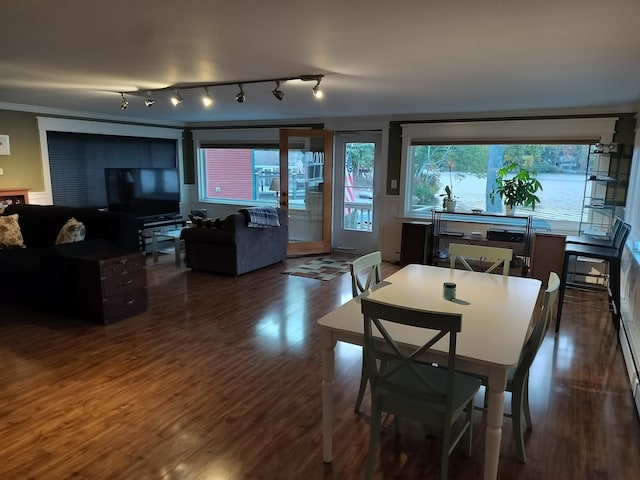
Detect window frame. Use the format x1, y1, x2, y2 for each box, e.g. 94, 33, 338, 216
193, 128, 282, 206
400, 118, 619, 230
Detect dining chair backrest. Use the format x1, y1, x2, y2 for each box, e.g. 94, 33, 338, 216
361, 297, 462, 413
612, 222, 632, 254
448, 243, 513, 276
349, 251, 382, 298
361, 298, 480, 479
608, 216, 623, 244
565, 216, 623, 247
512, 272, 560, 385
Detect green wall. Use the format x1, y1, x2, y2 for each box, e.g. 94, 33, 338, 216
0, 111, 44, 191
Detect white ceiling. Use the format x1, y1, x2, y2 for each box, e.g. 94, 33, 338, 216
2, 0, 639, 126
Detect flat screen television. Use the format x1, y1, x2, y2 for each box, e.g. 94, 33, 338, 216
105, 167, 180, 220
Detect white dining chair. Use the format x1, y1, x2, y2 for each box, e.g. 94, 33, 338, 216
477, 271, 560, 462
349, 251, 383, 413
448, 243, 513, 276
349, 251, 382, 298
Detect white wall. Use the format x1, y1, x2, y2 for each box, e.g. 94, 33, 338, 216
619, 112, 640, 416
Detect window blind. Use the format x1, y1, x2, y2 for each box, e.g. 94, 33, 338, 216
47, 131, 177, 208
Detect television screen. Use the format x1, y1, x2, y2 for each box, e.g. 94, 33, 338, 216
105, 168, 180, 219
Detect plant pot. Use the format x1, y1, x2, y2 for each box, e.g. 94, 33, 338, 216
505, 205, 515, 216
445, 199, 457, 212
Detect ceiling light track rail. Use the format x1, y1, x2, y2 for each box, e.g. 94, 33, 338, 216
118, 74, 324, 110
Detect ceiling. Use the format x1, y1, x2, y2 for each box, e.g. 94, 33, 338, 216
2, 0, 639, 127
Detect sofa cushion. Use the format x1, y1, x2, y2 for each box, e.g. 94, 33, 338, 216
0, 214, 25, 248
55, 217, 86, 244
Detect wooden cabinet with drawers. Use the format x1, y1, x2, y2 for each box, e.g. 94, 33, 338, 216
71, 250, 148, 324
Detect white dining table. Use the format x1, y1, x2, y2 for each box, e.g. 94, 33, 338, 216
318, 264, 542, 480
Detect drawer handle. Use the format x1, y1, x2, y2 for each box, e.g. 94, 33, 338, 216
119, 279, 134, 286
124, 299, 136, 306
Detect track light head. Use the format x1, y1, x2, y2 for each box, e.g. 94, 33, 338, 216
235, 84, 245, 103
272, 80, 284, 101
312, 78, 323, 99
202, 87, 213, 107
144, 92, 155, 107
170, 90, 183, 106
120, 92, 128, 110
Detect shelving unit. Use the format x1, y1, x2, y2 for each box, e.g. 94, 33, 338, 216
579, 143, 631, 239
568, 143, 631, 290
431, 210, 533, 276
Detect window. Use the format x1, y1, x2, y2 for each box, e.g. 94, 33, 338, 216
197, 146, 317, 208
405, 143, 590, 223
198, 147, 279, 204
400, 118, 619, 231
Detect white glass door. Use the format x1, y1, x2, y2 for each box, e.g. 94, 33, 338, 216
332, 132, 381, 255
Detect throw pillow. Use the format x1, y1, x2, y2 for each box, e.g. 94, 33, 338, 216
0, 214, 25, 248
55, 217, 86, 245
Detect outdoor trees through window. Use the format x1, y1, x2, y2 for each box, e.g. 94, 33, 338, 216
343, 142, 375, 231
406, 143, 590, 222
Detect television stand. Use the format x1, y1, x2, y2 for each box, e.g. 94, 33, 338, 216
138, 216, 187, 252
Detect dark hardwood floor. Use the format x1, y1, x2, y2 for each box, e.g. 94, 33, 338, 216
1, 253, 639, 479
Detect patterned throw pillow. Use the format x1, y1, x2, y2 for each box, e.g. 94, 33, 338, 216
0, 214, 25, 248
55, 217, 86, 244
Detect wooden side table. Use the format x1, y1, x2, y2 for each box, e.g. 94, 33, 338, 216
71, 249, 148, 324
530, 233, 566, 283
0, 189, 29, 211
400, 221, 433, 265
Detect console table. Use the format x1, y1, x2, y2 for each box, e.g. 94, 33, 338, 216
148, 228, 184, 267
138, 216, 187, 251
432, 210, 533, 275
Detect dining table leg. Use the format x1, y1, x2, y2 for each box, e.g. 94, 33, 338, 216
484, 366, 508, 480
321, 330, 337, 463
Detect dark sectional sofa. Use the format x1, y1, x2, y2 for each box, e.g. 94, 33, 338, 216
0, 204, 139, 312
181, 208, 288, 276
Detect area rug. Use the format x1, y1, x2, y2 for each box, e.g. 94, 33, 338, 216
283, 257, 352, 281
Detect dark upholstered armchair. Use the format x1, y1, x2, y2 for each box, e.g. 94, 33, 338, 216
181, 208, 288, 276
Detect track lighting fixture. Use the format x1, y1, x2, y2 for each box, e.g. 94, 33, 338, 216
144, 92, 155, 107
272, 80, 284, 101
170, 90, 183, 106
202, 87, 213, 107
312, 78, 323, 99
235, 84, 246, 103
118, 74, 324, 110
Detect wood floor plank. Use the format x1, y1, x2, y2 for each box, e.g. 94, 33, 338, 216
1, 254, 639, 479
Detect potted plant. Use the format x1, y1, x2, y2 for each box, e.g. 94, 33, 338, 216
490, 161, 542, 215
439, 161, 457, 212
440, 185, 456, 212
